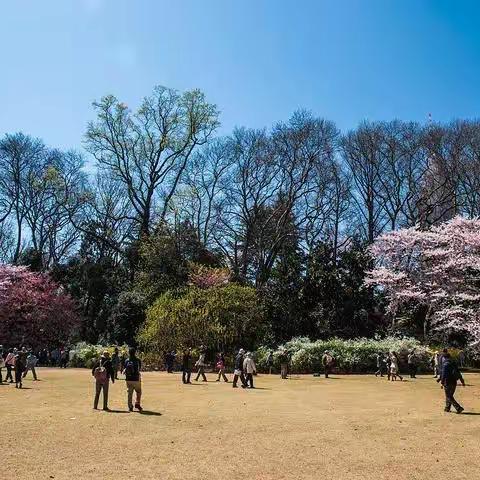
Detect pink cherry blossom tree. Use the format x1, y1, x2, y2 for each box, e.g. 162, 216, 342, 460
188, 264, 230, 289
366, 216, 480, 347
0, 264, 80, 349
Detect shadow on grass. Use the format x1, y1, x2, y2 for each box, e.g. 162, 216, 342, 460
103, 409, 130, 414
247, 387, 271, 390
460, 412, 480, 416
139, 410, 162, 416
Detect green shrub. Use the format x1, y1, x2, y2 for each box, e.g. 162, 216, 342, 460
256, 337, 431, 373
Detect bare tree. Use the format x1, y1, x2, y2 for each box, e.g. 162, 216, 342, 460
85, 86, 219, 236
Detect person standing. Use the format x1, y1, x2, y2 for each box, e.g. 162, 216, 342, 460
182, 348, 193, 384
407, 350, 417, 378
59, 348, 69, 368
267, 350, 274, 374
92, 351, 115, 411
165, 351, 175, 373
322, 351, 335, 378
5, 348, 15, 383
23, 351, 38, 380
279, 349, 289, 380
195, 346, 207, 382
232, 349, 247, 388
215, 352, 228, 382
111, 347, 120, 380
0, 345, 5, 383
123, 347, 143, 412
439, 353, 465, 414
243, 352, 257, 388
14, 348, 27, 388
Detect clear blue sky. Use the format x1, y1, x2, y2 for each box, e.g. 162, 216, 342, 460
1, 0, 480, 151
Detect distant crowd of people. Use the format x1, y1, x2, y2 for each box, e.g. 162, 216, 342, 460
1, 342, 469, 415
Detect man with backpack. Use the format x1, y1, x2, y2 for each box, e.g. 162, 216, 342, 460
92, 351, 115, 411
123, 347, 142, 412
438, 353, 465, 414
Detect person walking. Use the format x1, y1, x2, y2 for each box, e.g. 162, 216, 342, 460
165, 351, 175, 373
92, 351, 115, 411
243, 352, 257, 388
14, 348, 27, 388
322, 351, 335, 378
215, 352, 228, 382
111, 347, 120, 380
23, 351, 38, 380
407, 350, 417, 378
5, 348, 15, 383
438, 352, 465, 414
182, 348, 193, 384
375, 352, 387, 377
123, 347, 143, 412
195, 346, 207, 382
267, 350, 274, 374
232, 349, 247, 388
389, 352, 403, 381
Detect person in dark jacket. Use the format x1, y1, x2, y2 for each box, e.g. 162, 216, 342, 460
14, 348, 27, 388
123, 347, 142, 412
407, 350, 417, 378
92, 351, 115, 411
232, 348, 247, 388
111, 347, 120, 379
182, 348, 193, 384
439, 353, 465, 414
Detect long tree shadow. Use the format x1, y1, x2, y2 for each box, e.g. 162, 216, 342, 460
459, 412, 480, 416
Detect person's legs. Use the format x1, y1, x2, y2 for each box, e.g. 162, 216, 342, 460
0, 368, 2, 383
134, 382, 142, 410
94, 382, 102, 409
445, 383, 462, 412
222, 370, 228, 382
6, 365, 13, 382
324, 366, 330, 378
15, 368, 23, 387
32, 366, 37, 381
22, 366, 29, 378
240, 372, 247, 387
127, 381, 134, 410
182, 370, 187, 384
233, 374, 239, 387
186, 370, 191, 383
102, 382, 109, 410
198, 367, 207, 381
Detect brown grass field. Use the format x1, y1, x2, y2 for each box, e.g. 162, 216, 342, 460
1, 368, 480, 480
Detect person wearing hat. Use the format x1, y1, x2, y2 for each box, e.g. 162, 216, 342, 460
91, 351, 115, 411
233, 348, 247, 388
322, 350, 335, 378
243, 352, 257, 388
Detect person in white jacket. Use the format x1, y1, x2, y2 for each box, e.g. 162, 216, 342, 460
243, 352, 257, 388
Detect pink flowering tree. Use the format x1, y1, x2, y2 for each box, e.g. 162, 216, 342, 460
0, 264, 80, 349
188, 264, 230, 289
366, 216, 480, 347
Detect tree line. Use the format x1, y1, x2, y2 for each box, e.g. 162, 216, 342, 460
1, 85, 478, 347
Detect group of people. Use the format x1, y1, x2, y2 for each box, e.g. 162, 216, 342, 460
179, 347, 258, 388
374, 348, 466, 413
374, 351, 406, 381
0, 346, 39, 388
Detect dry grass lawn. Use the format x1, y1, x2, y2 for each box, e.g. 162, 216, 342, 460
1, 368, 480, 480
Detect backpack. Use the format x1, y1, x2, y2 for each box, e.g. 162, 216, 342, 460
94, 364, 108, 383
124, 359, 139, 380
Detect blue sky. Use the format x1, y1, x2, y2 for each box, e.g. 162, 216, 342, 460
1, 0, 480, 151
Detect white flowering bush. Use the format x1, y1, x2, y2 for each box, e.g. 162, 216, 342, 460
256, 336, 431, 373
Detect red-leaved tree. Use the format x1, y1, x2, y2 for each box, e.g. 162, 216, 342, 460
366, 216, 480, 347
0, 264, 80, 349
